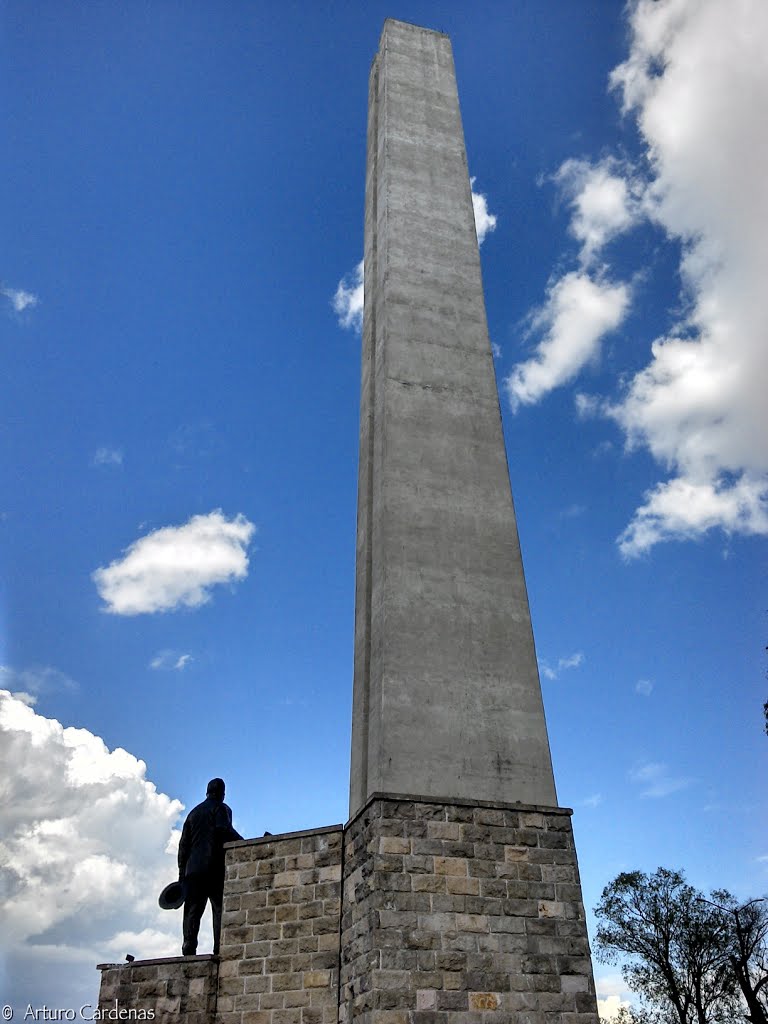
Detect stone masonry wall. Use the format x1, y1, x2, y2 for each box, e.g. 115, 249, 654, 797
340, 796, 599, 1024
97, 804, 599, 1024
216, 825, 343, 1024
97, 954, 218, 1024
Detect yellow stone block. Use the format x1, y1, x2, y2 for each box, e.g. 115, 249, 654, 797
469, 993, 500, 1011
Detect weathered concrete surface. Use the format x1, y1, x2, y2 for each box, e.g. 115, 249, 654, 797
350, 18, 557, 815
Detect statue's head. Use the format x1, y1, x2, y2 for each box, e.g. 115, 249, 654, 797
206, 778, 225, 800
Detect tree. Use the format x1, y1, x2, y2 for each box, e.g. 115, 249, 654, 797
594, 868, 738, 1024
702, 896, 768, 1024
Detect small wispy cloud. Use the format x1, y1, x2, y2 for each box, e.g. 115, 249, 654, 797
629, 759, 693, 798
93, 509, 256, 615
1, 284, 38, 313
333, 180, 497, 332
560, 503, 586, 519
635, 678, 654, 696
554, 157, 643, 266
470, 177, 497, 244
580, 793, 604, 808
505, 270, 630, 410
574, 393, 600, 419
539, 651, 584, 680
149, 651, 193, 672
491, 341, 502, 359
332, 259, 364, 332
0, 664, 77, 699
93, 447, 124, 468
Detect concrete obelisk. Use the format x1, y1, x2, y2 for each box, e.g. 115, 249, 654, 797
350, 19, 556, 814
341, 20, 599, 1024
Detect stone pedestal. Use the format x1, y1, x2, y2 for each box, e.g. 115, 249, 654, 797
340, 796, 598, 1024
216, 825, 343, 1024
97, 954, 218, 1023
97, 806, 598, 1024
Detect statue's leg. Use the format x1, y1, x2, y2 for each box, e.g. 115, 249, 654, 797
182, 874, 206, 955
210, 873, 224, 955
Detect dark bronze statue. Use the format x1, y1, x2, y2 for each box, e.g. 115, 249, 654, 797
177, 777, 242, 956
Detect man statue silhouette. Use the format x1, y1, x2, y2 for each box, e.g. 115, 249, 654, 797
178, 777, 242, 956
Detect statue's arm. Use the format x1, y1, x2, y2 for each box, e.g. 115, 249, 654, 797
215, 804, 243, 843
178, 820, 190, 879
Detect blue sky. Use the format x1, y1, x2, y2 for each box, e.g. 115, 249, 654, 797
1, 0, 766, 1015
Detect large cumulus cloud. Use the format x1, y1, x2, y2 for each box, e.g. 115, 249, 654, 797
0, 690, 190, 1013
508, 0, 768, 556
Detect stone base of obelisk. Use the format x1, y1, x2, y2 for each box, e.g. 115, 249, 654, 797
97, 798, 599, 1024
340, 795, 599, 1024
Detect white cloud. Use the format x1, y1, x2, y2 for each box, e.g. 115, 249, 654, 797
629, 759, 693, 798
2, 285, 38, 313
539, 650, 584, 681
511, 1, 768, 555
506, 271, 630, 409
149, 650, 193, 671
0, 690, 187, 1012
574, 393, 601, 419
596, 973, 635, 1020
333, 181, 497, 331
580, 793, 604, 808
92, 509, 255, 615
93, 447, 123, 467
0, 664, 77, 698
332, 259, 364, 332
635, 678, 654, 696
470, 178, 497, 244
561, 503, 587, 519
605, 0, 768, 555
555, 158, 642, 264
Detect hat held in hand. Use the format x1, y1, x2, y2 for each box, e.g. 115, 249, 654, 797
158, 880, 184, 910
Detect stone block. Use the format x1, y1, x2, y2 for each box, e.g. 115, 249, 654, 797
244, 975, 270, 994
469, 992, 500, 1011
446, 876, 480, 895
304, 969, 332, 988
434, 856, 468, 875
273, 1009, 303, 1024
274, 870, 302, 888
416, 989, 436, 1010
562, 975, 590, 993
272, 971, 304, 991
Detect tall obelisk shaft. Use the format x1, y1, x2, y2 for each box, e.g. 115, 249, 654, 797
350, 20, 557, 815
